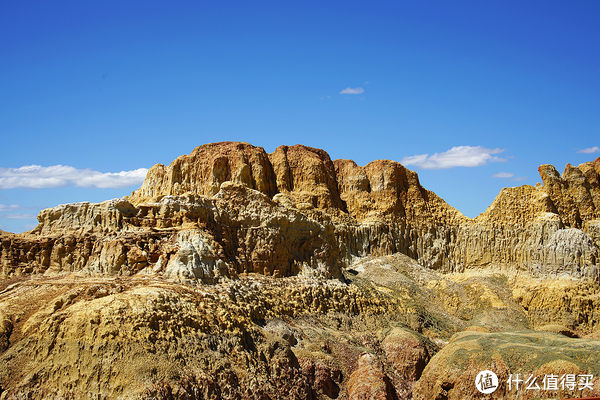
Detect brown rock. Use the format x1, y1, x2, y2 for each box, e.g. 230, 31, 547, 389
347, 353, 395, 400
270, 144, 344, 210
335, 159, 465, 224
538, 161, 599, 227
131, 141, 278, 202
414, 330, 600, 400
0, 313, 11, 352
302, 361, 341, 399
381, 327, 433, 381
314, 364, 341, 399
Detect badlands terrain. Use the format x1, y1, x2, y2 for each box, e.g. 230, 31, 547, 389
1, 141, 600, 399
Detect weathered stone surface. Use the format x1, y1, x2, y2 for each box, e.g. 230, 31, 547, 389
131, 141, 278, 202
270, 145, 344, 210
0, 312, 11, 353
381, 327, 433, 381
335, 158, 465, 224
1, 143, 600, 399
33, 198, 138, 235
346, 353, 394, 400
0, 265, 445, 399
413, 330, 600, 400
4, 143, 599, 282
539, 160, 600, 227
0, 248, 599, 398
2, 183, 343, 281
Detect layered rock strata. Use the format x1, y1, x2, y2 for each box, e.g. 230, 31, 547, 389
2, 186, 342, 281
1, 142, 600, 281
2, 141, 598, 282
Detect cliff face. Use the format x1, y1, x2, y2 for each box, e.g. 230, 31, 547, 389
131, 142, 278, 201
2, 187, 342, 281
461, 159, 600, 277
270, 145, 344, 210
2, 142, 599, 282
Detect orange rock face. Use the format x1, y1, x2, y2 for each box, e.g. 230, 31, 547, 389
335, 158, 465, 224
270, 144, 344, 210
346, 353, 395, 400
538, 160, 600, 227
131, 142, 278, 202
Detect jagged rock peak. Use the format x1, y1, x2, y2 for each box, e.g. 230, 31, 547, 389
269, 144, 344, 210
131, 142, 278, 202
334, 158, 466, 223
478, 157, 600, 227
130, 141, 464, 223
132, 142, 349, 211
538, 158, 600, 226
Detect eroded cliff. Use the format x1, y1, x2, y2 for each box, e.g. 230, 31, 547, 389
3, 142, 599, 282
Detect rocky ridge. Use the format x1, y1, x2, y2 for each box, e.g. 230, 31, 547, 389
3, 141, 599, 282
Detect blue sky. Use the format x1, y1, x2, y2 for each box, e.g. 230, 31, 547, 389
1, 1, 599, 232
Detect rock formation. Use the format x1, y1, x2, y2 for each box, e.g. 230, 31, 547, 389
414, 330, 600, 400
1, 141, 600, 399
3, 142, 599, 282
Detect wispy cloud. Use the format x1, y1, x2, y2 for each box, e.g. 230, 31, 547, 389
577, 146, 600, 154
3, 213, 35, 220
339, 87, 365, 95
0, 204, 34, 222
0, 165, 148, 189
492, 172, 514, 178
401, 146, 505, 169
0, 204, 20, 212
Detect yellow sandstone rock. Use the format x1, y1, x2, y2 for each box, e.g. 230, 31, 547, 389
1, 142, 599, 399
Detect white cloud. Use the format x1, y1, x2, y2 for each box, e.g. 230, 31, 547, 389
339, 87, 365, 95
401, 146, 506, 169
4, 213, 35, 220
0, 204, 19, 212
492, 172, 514, 178
0, 165, 148, 189
577, 146, 600, 154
